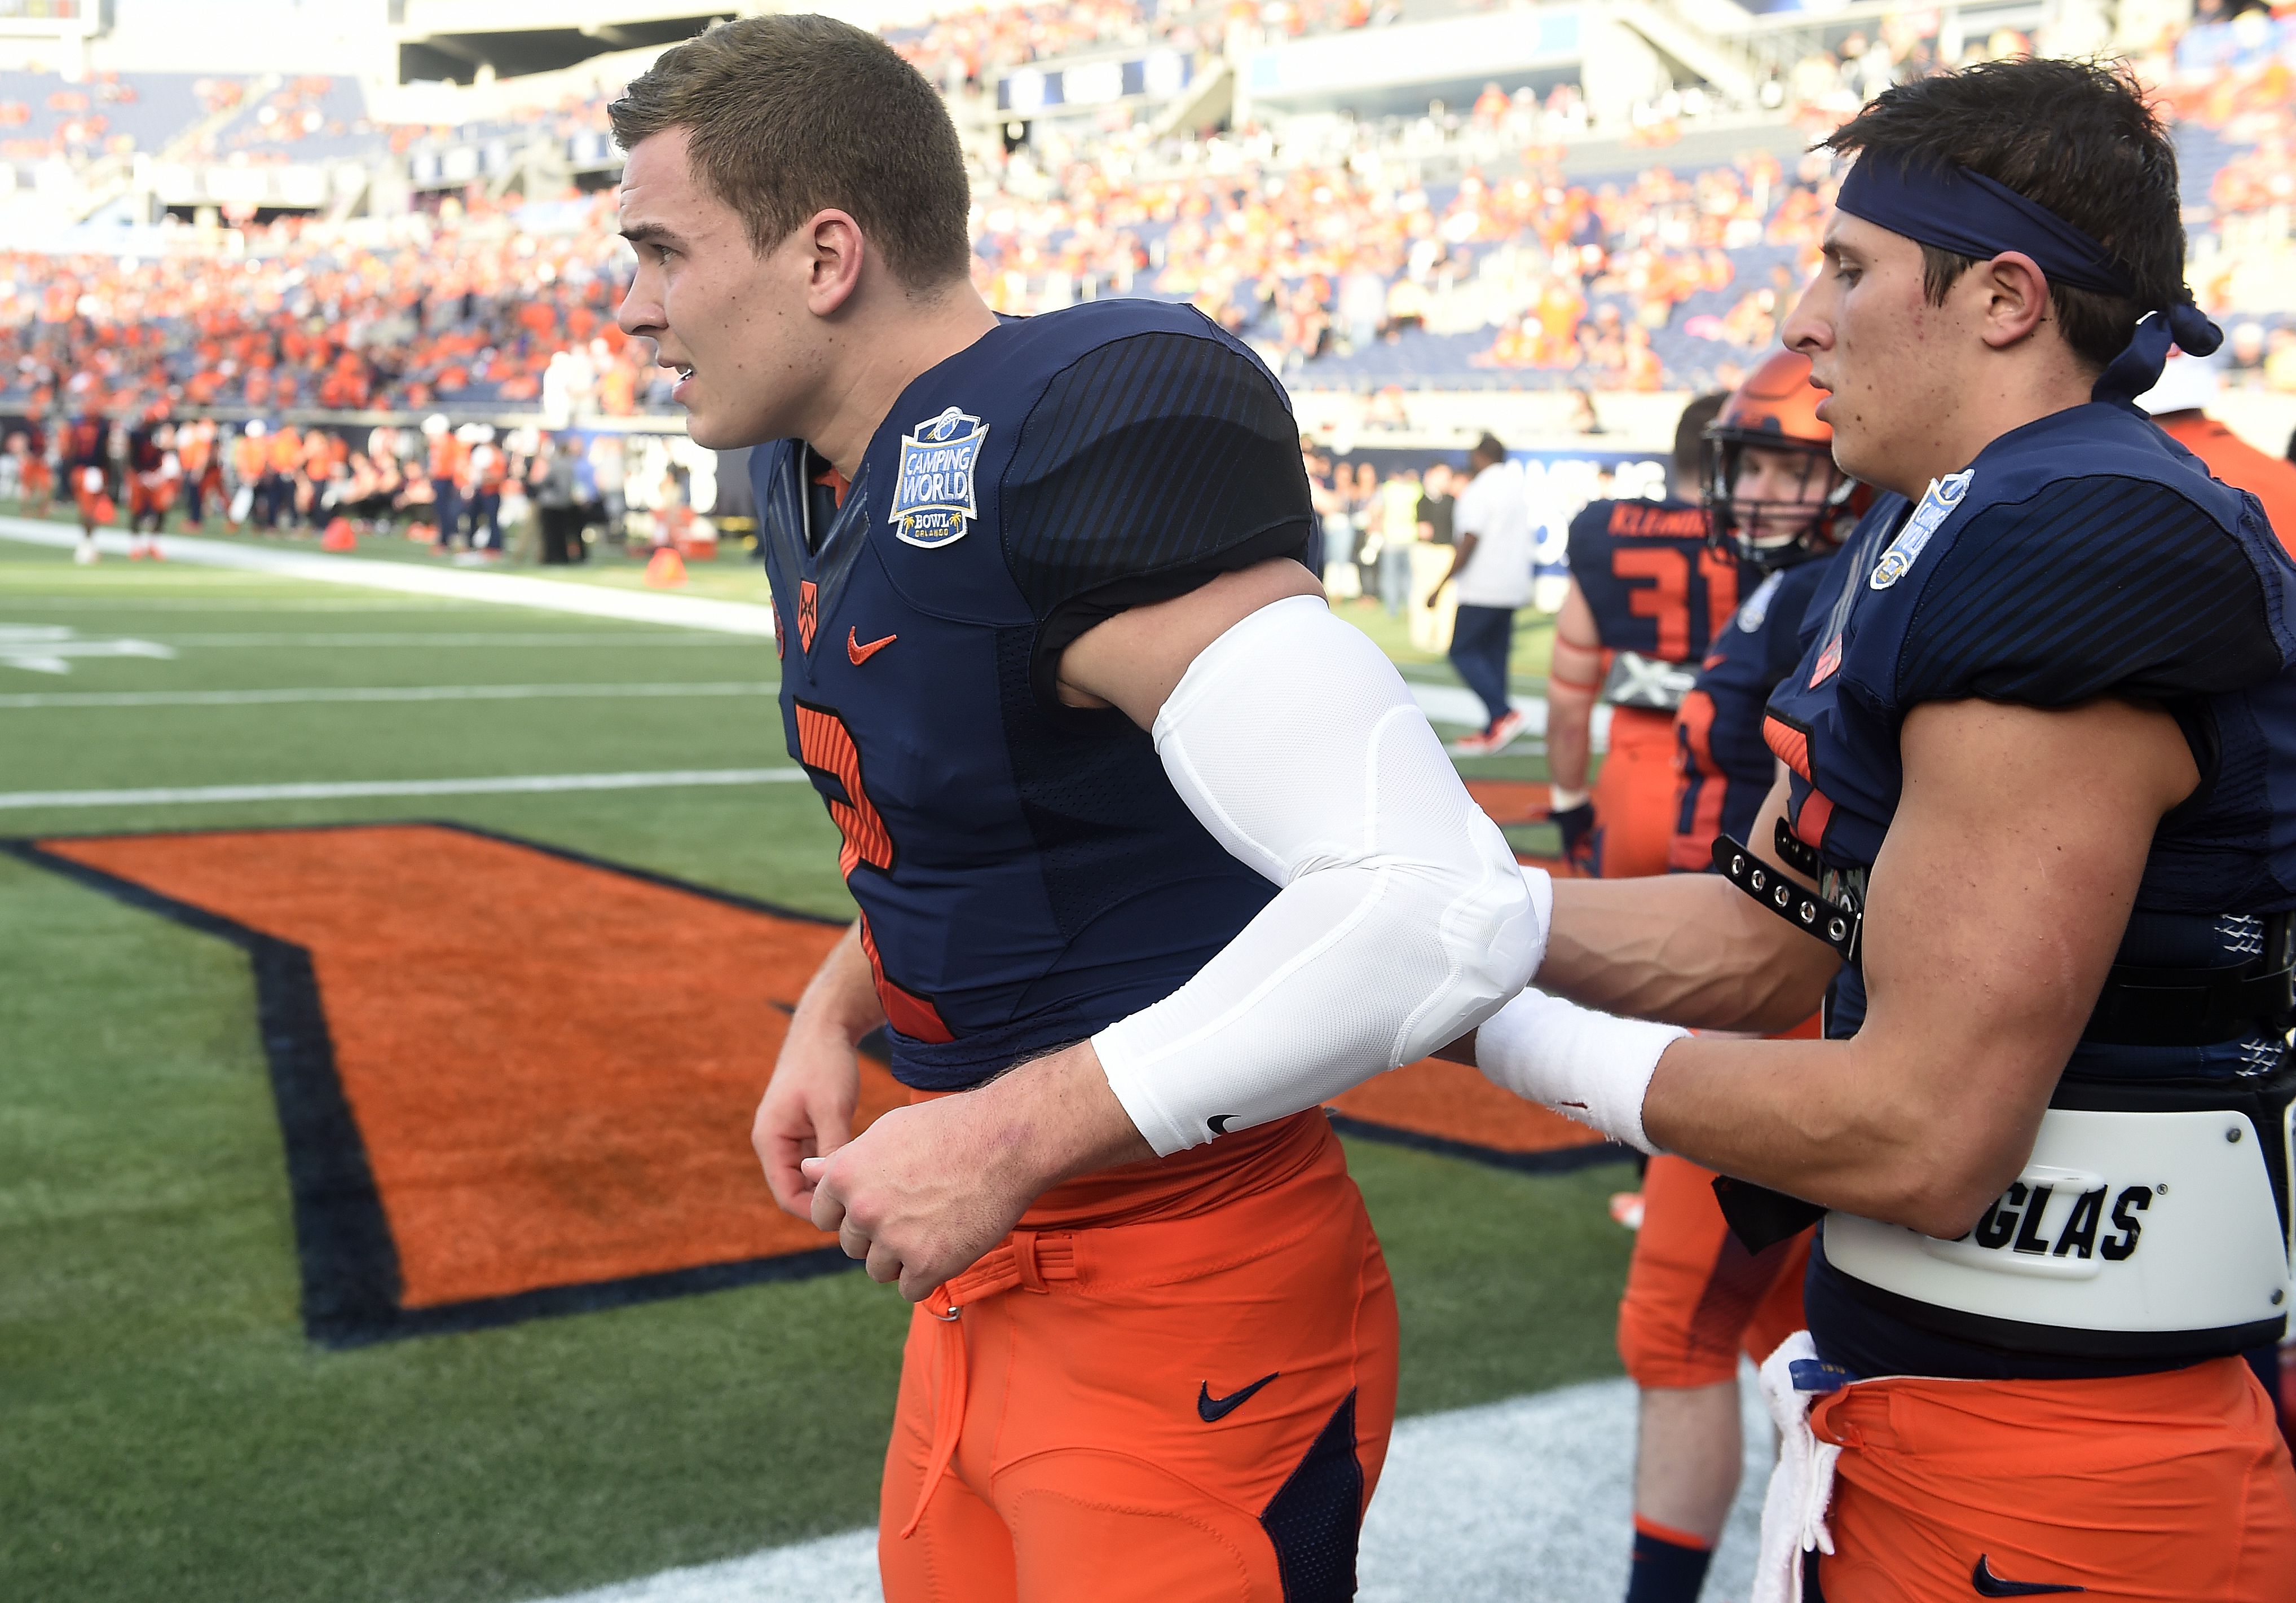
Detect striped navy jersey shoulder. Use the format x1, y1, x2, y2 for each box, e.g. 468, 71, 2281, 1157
1766, 401, 2296, 894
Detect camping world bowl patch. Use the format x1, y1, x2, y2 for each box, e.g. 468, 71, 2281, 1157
891, 405, 988, 549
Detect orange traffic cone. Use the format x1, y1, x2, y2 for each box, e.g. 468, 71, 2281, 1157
320, 517, 357, 552
644, 545, 688, 587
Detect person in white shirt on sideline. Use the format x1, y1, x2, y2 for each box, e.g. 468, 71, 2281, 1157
1427, 432, 1533, 753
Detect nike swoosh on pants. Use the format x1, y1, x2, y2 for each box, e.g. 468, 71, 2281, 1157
1972, 1555, 2086, 1596
1197, 1372, 1279, 1423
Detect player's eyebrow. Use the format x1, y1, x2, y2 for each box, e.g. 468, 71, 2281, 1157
620, 222, 688, 251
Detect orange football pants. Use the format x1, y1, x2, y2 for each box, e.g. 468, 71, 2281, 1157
1619, 1153, 1810, 1388
1808, 1356, 2296, 1600
129, 475, 175, 520
878, 1109, 1399, 1603
70, 466, 108, 524
1619, 1015, 1822, 1388
1590, 707, 1681, 880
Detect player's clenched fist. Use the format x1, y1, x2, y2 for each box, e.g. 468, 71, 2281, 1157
753, 921, 881, 1218
802, 1040, 1153, 1301
752, 1022, 860, 1217
803, 1097, 1030, 1299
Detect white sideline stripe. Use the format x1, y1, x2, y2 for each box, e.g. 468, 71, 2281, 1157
0, 516, 1605, 749
140, 632, 750, 647
0, 682, 779, 709
0, 768, 808, 810
0, 518, 781, 637
515, 1376, 1771, 1603
0, 599, 507, 612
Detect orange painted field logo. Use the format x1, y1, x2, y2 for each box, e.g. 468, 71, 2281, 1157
10, 824, 1611, 1346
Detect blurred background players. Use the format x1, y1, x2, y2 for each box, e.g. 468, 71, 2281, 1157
1426, 433, 1533, 753
175, 417, 220, 531
1615, 350, 1856, 1603
122, 405, 178, 560
424, 414, 468, 553
60, 407, 112, 565
1546, 395, 1739, 873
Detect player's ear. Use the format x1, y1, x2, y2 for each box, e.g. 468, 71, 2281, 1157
1976, 251, 2051, 351
803, 209, 867, 318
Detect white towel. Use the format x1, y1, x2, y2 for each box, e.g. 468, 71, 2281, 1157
1753, 1330, 1843, 1603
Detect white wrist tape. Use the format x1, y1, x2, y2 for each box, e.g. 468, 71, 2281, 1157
1473, 987, 1687, 1155
1095, 594, 1545, 1156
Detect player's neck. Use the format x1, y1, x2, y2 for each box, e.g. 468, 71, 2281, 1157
804, 281, 999, 482
1885, 355, 2097, 499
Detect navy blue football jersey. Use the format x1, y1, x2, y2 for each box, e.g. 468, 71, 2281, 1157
754, 299, 1314, 1091
1760, 401, 2296, 1379
1667, 553, 1840, 872
1565, 497, 1751, 664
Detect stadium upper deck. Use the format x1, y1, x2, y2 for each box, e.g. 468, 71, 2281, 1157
0, 3, 2286, 422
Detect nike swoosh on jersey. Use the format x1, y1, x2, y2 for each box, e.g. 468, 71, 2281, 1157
847, 629, 897, 665
1972, 1556, 2086, 1596
1197, 1373, 1280, 1423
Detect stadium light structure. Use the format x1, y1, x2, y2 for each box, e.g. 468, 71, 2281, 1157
390, 0, 739, 86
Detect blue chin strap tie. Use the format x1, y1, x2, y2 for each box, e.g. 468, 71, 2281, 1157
1831, 156, 2221, 406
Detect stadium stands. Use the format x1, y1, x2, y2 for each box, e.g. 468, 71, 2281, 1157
0, 6, 2285, 426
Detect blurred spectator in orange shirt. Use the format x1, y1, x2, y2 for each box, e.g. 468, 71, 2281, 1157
2140, 354, 2296, 554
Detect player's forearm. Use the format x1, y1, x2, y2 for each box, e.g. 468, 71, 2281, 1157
1640, 1031, 2034, 1238
981, 1039, 1154, 1188
1539, 874, 1835, 1032
1543, 685, 1596, 794
790, 922, 888, 1046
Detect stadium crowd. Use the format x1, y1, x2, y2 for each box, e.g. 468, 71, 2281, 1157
0, 7, 2286, 439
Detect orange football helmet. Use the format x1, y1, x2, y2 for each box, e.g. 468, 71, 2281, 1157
1702, 348, 1862, 570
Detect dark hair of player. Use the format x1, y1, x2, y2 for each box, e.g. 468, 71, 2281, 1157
1672, 391, 1728, 487
609, 14, 973, 290
1818, 57, 2184, 374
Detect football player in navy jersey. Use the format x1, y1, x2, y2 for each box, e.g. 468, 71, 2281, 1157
1613, 350, 1856, 1603
1452, 59, 2296, 1598
1547, 394, 1739, 875
607, 18, 1550, 1600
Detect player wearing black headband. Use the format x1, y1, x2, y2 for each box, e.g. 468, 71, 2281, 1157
1447, 57, 2296, 1598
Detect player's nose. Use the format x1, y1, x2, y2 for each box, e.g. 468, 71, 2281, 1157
614, 279, 663, 341
1780, 288, 1830, 363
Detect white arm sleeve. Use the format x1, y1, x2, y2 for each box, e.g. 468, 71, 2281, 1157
1093, 594, 1548, 1156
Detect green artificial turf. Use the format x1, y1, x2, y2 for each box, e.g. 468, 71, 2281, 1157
0, 535, 1629, 1603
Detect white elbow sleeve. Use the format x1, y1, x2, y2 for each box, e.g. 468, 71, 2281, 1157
1094, 594, 1548, 1156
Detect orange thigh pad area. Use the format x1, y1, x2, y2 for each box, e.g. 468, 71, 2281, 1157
21, 824, 907, 1344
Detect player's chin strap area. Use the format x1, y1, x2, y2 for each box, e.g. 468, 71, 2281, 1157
1094, 595, 1547, 1157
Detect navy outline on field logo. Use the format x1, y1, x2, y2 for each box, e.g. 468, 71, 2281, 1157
890, 406, 988, 549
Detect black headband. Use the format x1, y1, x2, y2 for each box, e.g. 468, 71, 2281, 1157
1832, 156, 2219, 404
